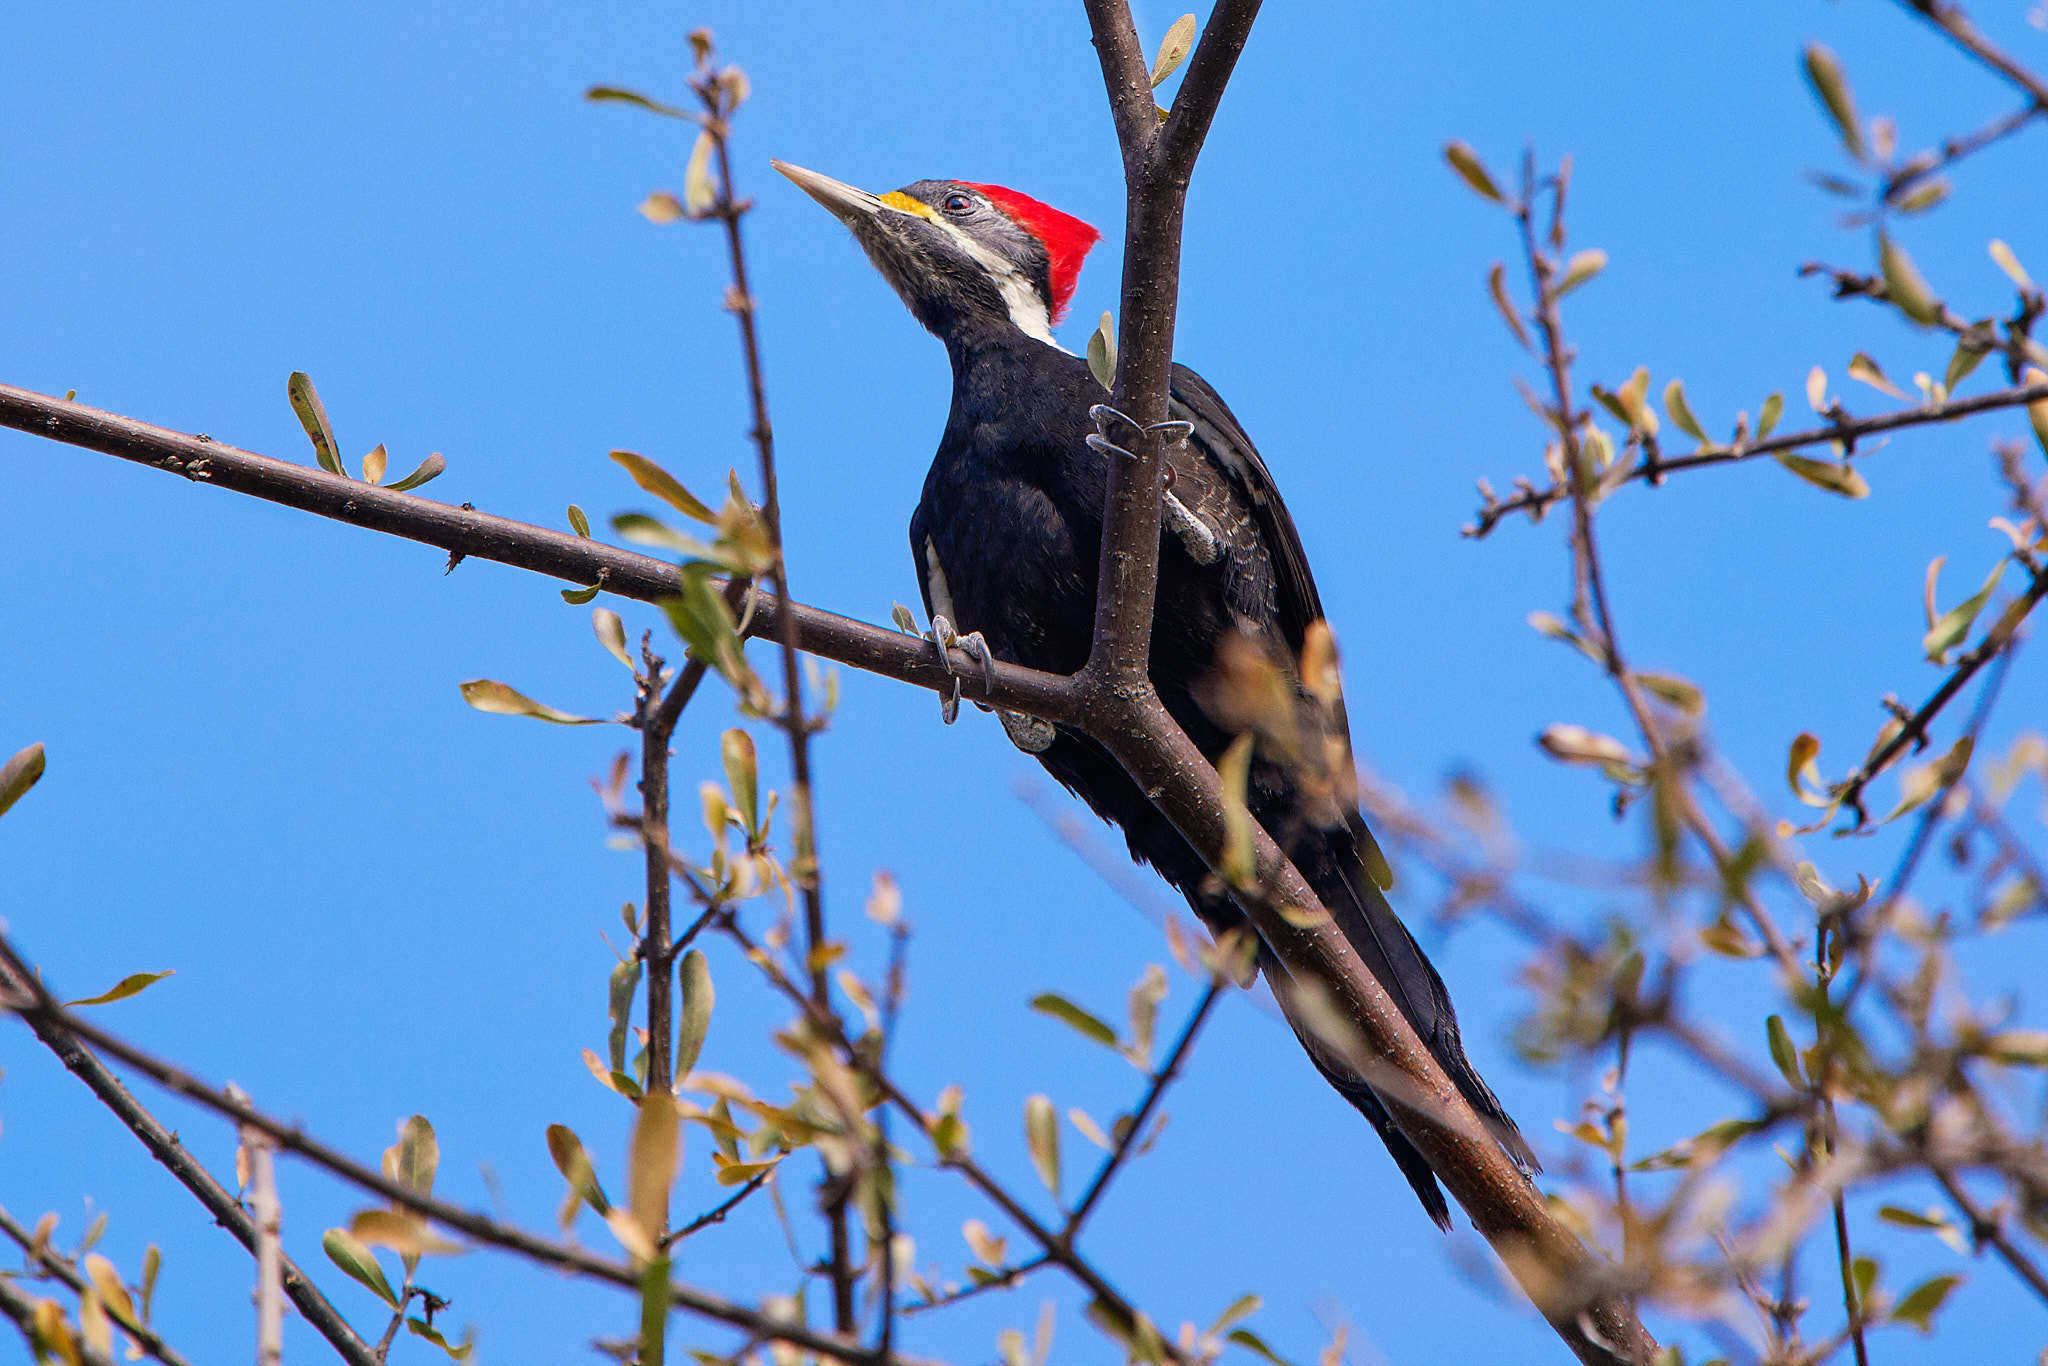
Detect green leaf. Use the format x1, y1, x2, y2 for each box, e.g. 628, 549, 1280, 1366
1555, 249, 1607, 298
1207, 1294, 1262, 1337
1884, 735, 1974, 822
1149, 14, 1197, 88
1766, 1015, 1803, 1088
1877, 1204, 1950, 1230
611, 513, 729, 566
1086, 311, 1117, 393
1879, 233, 1941, 326
1757, 392, 1784, 438
1226, 1328, 1299, 1366
1443, 141, 1503, 203
1923, 561, 2005, 663
1890, 1273, 1962, 1332
608, 958, 642, 1076
1802, 45, 1866, 161
65, 970, 174, 1008
1944, 342, 1990, 393
1029, 994, 1118, 1048
584, 85, 692, 119
384, 452, 445, 492
1774, 453, 1869, 498
1126, 963, 1167, 1068
1024, 1094, 1059, 1197
594, 609, 633, 670
458, 679, 603, 725
561, 584, 602, 605
721, 729, 758, 836
546, 1123, 612, 1221
568, 504, 592, 538
664, 564, 754, 698
1662, 379, 1707, 442
406, 1316, 474, 1360
676, 948, 714, 1076
287, 372, 345, 476
610, 451, 716, 523
321, 1228, 399, 1309
0, 742, 47, 819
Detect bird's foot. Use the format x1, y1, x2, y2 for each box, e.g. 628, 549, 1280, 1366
1163, 489, 1224, 565
997, 710, 1056, 753
1086, 406, 1216, 563
928, 614, 993, 725
1084, 404, 1193, 460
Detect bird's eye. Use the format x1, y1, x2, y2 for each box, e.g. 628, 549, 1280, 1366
942, 192, 974, 214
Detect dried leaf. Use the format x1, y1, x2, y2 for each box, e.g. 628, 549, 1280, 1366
639, 192, 687, 224
1217, 732, 1256, 889
594, 609, 633, 670
721, 729, 758, 835
361, 443, 388, 485
624, 1095, 682, 1260
64, 969, 174, 1008
685, 130, 719, 216
1486, 264, 1531, 351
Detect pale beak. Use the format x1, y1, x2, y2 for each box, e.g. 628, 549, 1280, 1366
770, 160, 892, 224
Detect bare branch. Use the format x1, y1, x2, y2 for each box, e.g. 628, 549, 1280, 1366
1895, 0, 2048, 107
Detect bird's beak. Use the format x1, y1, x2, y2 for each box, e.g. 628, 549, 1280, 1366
771, 160, 894, 225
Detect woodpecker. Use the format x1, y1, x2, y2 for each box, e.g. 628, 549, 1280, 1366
775, 160, 1534, 1227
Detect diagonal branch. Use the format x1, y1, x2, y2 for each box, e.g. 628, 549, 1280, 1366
1467, 378, 2048, 536
0, 383, 1078, 723
0, 933, 926, 1366
1896, 0, 2048, 107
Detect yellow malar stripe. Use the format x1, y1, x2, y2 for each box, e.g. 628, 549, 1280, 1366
879, 190, 938, 221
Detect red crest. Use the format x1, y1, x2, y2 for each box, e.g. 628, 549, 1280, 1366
964, 183, 1102, 324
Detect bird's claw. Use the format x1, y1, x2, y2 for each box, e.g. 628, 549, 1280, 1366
998, 710, 1056, 753
928, 613, 994, 726
1086, 406, 1194, 461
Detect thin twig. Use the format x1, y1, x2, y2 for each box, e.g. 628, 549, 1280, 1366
1466, 378, 2048, 536
0, 1207, 195, 1366
1896, 0, 2048, 106
0, 382, 1081, 724
713, 914, 1186, 1363
0, 934, 921, 1366
1930, 1165, 2048, 1303
0, 958, 379, 1365
1065, 981, 1222, 1234
0, 1272, 118, 1366
1883, 98, 2046, 204
900, 1254, 1053, 1316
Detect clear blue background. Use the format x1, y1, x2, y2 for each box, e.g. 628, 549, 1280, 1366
3, 3, 2045, 1363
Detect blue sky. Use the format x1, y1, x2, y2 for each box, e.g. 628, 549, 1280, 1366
3, 2, 2046, 1363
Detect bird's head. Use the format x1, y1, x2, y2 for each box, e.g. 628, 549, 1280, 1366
773, 160, 1100, 350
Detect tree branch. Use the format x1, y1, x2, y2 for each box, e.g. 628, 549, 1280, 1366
0, 1206, 195, 1366
1466, 378, 2048, 536
1896, 0, 2048, 107
0, 934, 924, 1366
0, 382, 1078, 723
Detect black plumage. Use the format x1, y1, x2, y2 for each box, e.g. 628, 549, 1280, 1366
775, 162, 1534, 1227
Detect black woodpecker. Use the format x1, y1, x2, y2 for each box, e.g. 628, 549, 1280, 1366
774, 160, 1534, 1228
